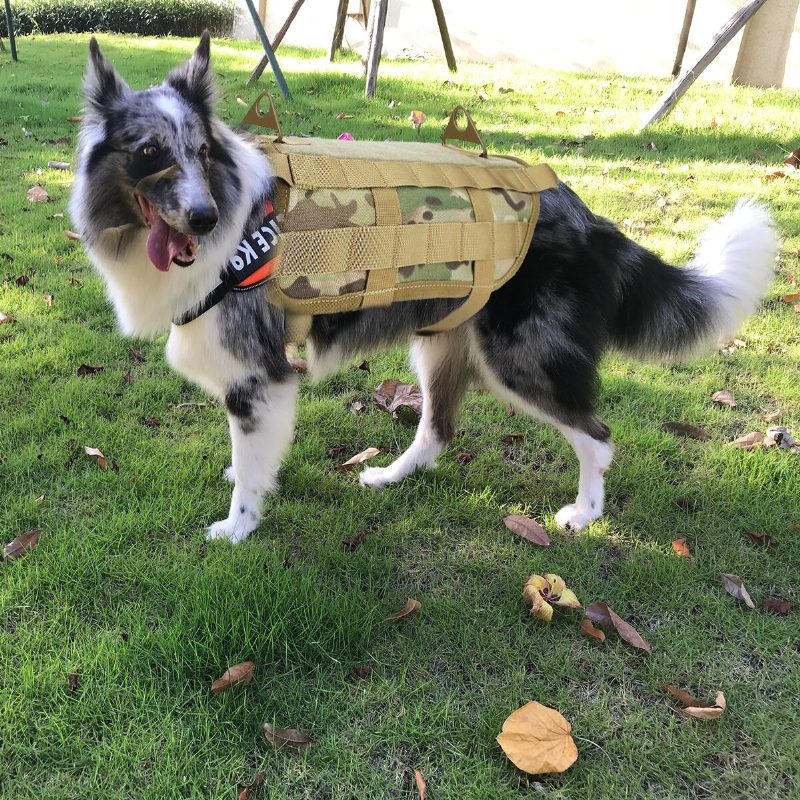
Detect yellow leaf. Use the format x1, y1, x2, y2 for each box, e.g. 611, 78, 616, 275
544, 574, 565, 596
496, 701, 578, 774
554, 588, 582, 609
532, 599, 553, 622
211, 661, 255, 694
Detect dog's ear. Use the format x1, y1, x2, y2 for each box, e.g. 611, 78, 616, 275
84, 37, 129, 113
166, 31, 216, 115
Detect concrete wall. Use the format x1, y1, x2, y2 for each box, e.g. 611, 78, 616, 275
233, 0, 800, 87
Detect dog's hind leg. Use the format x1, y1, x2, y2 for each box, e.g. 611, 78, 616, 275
360, 331, 473, 489
468, 328, 613, 532
206, 376, 299, 543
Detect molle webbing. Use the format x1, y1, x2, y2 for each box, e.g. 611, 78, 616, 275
246, 102, 557, 343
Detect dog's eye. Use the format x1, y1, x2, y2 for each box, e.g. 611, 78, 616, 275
199, 143, 209, 158
141, 144, 159, 158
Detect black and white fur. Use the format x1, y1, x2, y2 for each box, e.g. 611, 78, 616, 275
70, 35, 778, 543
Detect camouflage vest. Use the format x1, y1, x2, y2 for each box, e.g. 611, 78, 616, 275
242, 96, 558, 343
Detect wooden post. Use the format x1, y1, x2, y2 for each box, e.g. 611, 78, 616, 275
431, 0, 457, 73
364, 0, 388, 98
638, 0, 771, 131
247, 0, 306, 85
329, 0, 348, 61
671, 0, 697, 77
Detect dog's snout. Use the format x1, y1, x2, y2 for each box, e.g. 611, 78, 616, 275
188, 206, 218, 234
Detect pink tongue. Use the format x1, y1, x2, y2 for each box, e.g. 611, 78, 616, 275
146, 215, 191, 272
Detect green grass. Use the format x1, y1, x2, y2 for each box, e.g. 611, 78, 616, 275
2, 34, 800, 800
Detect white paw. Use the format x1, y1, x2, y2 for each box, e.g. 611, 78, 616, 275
223, 465, 235, 484
555, 504, 598, 532
205, 515, 257, 544
359, 465, 399, 490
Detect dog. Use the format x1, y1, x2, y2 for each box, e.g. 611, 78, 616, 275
69, 33, 778, 543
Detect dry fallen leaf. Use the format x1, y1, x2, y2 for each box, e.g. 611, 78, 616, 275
742, 530, 778, 549
67, 673, 79, 695
710, 117, 719, 129
496, 701, 578, 774
662, 685, 727, 720
413, 769, 427, 800
409, 110, 427, 131
352, 664, 373, 679
129, 345, 146, 363
63, 230, 81, 241
684, 692, 727, 721
456, 451, 474, 464
764, 410, 781, 423
760, 170, 787, 183
337, 447, 380, 472
731, 431, 764, 449
43, 294, 54, 307
661, 422, 710, 441
47, 160, 71, 170
579, 617, 606, 642
384, 598, 421, 623
711, 390, 737, 408
3, 528, 41, 560
84, 446, 113, 471
336, 112, 354, 120
762, 598, 791, 615
503, 515, 550, 546
263, 722, 311, 751
671, 538, 691, 558
782, 292, 800, 303
784, 147, 800, 169
289, 357, 308, 374
502, 433, 525, 444
720, 573, 755, 608
76, 363, 104, 376
373, 379, 422, 419
27, 185, 49, 203
238, 773, 265, 800
211, 661, 255, 694
584, 601, 651, 652
341, 530, 368, 552
0, 311, 16, 324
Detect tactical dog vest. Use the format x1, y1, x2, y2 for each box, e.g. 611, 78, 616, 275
242, 95, 558, 343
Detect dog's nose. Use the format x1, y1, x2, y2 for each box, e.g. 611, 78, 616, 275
188, 206, 218, 234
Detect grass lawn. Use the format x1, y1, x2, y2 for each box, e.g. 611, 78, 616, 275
2, 34, 800, 800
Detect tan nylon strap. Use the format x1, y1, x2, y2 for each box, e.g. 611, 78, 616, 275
360, 188, 402, 308
270, 151, 557, 193
417, 188, 495, 334
278, 221, 527, 276
284, 312, 313, 344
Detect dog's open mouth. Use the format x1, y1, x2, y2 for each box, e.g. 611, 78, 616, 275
135, 195, 197, 271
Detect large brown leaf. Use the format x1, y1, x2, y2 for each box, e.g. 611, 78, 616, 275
671, 538, 691, 559
742, 530, 778, 549
584, 602, 651, 652
762, 598, 791, 615
720, 573, 755, 608
496, 701, 578, 774
211, 661, 255, 694
373, 379, 422, 419
711, 390, 737, 408
263, 722, 311, 750
27, 185, 49, 203
3, 528, 41, 560
503, 515, 550, 546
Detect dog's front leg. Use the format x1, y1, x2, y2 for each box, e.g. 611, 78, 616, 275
206, 375, 299, 544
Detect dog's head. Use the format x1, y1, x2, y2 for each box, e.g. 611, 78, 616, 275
77, 33, 227, 271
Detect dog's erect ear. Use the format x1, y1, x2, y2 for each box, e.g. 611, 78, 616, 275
166, 31, 216, 115
84, 37, 130, 113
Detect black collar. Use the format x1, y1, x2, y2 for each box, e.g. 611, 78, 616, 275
173, 200, 279, 326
